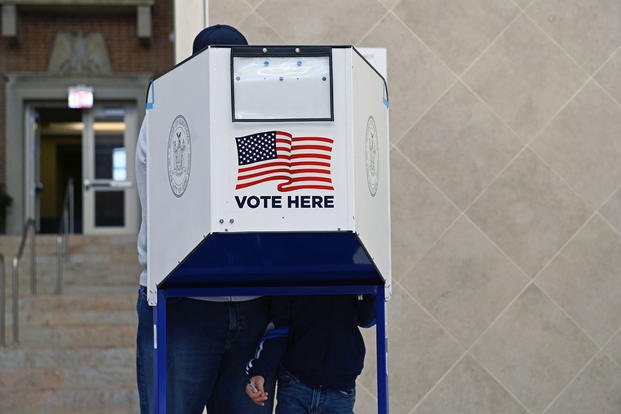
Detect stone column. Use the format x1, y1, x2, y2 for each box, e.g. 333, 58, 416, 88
174, 0, 208, 64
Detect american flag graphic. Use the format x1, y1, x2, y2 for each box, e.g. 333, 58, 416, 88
235, 131, 334, 192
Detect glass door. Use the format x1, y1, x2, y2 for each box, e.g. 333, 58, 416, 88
82, 105, 138, 234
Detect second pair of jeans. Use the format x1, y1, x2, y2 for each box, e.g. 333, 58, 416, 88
275, 370, 355, 414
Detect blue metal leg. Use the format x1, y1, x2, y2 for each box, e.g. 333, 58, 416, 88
376, 285, 389, 414
154, 290, 167, 414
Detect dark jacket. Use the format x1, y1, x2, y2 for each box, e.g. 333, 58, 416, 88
246, 294, 376, 391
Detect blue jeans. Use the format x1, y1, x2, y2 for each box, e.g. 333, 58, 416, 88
275, 370, 355, 414
136, 286, 275, 414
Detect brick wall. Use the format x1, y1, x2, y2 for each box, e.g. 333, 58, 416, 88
0, 0, 175, 183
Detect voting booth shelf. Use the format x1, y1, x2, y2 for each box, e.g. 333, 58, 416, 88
146, 45, 391, 413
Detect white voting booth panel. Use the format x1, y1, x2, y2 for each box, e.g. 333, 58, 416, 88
147, 46, 390, 305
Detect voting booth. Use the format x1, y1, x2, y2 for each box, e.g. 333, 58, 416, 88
146, 45, 391, 413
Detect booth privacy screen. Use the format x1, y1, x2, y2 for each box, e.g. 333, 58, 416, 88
232, 54, 332, 121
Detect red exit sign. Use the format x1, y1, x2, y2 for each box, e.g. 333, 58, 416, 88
68, 86, 94, 109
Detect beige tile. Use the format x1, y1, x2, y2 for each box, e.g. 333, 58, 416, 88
394, 0, 518, 74
546, 353, 621, 414
527, 0, 621, 74
359, 13, 456, 143
537, 216, 621, 346
531, 82, 621, 208
472, 285, 597, 413
463, 15, 586, 139
353, 384, 377, 414
360, 284, 463, 413
245, 0, 263, 8
604, 330, 621, 367
414, 355, 527, 414
596, 48, 621, 104
399, 82, 522, 210
513, 0, 535, 9
404, 217, 528, 347
358, 326, 378, 399
377, 0, 399, 11
238, 13, 285, 44
600, 188, 621, 235
468, 149, 591, 277
390, 150, 460, 279
209, 0, 254, 26
257, 0, 386, 44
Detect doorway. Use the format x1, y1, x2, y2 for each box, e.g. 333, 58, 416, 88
37, 107, 83, 233
30, 103, 138, 235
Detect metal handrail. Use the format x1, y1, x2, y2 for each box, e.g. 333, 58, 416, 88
12, 218, 36, 344
0, 254, 5, 347
56, 178, 74, 295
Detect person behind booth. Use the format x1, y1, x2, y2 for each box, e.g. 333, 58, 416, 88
135, 25, 274, 414
245, 295, 376, 413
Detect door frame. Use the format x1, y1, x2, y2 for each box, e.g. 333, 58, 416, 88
82, 104, 139, 235
5, 73, 150, 235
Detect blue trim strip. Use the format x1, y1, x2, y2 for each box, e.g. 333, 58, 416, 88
383, 83, 389, 108
155, 290, 167, 414
165, 285, 378, 298
263, 327, 289, 340
245, 327, 290, 375
146, 81, 155, 110
376, 285, 389, 414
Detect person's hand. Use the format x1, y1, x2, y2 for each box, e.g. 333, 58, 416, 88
245, 375, 269, 406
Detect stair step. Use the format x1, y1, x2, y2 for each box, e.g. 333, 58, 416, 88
11, 275, 138, 293
26, 257, 139, 269
15, 259, 140, 276
8, 285, 136, 298
0, 347, 134, 370
7, 309, 136, 327
20, 325, 135, 348
10, 404, 139, 414
14, 292, 136, 313
61, 285, 138, 295
0, 365, 135, 390
0, 388, 138, 411
0, 234, 138, 253
31, 271, 138, 286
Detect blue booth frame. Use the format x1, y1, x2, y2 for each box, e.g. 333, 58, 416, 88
150, 231, 389, 413
153, 284, 389, 414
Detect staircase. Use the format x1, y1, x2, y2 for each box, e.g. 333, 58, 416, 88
0, 235, 141, 414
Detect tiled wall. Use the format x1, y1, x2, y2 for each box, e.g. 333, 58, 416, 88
210, 1, 621, 412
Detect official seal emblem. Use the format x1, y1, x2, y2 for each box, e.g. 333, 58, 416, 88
167, 115, 191, 197
365, 116, 379, 197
